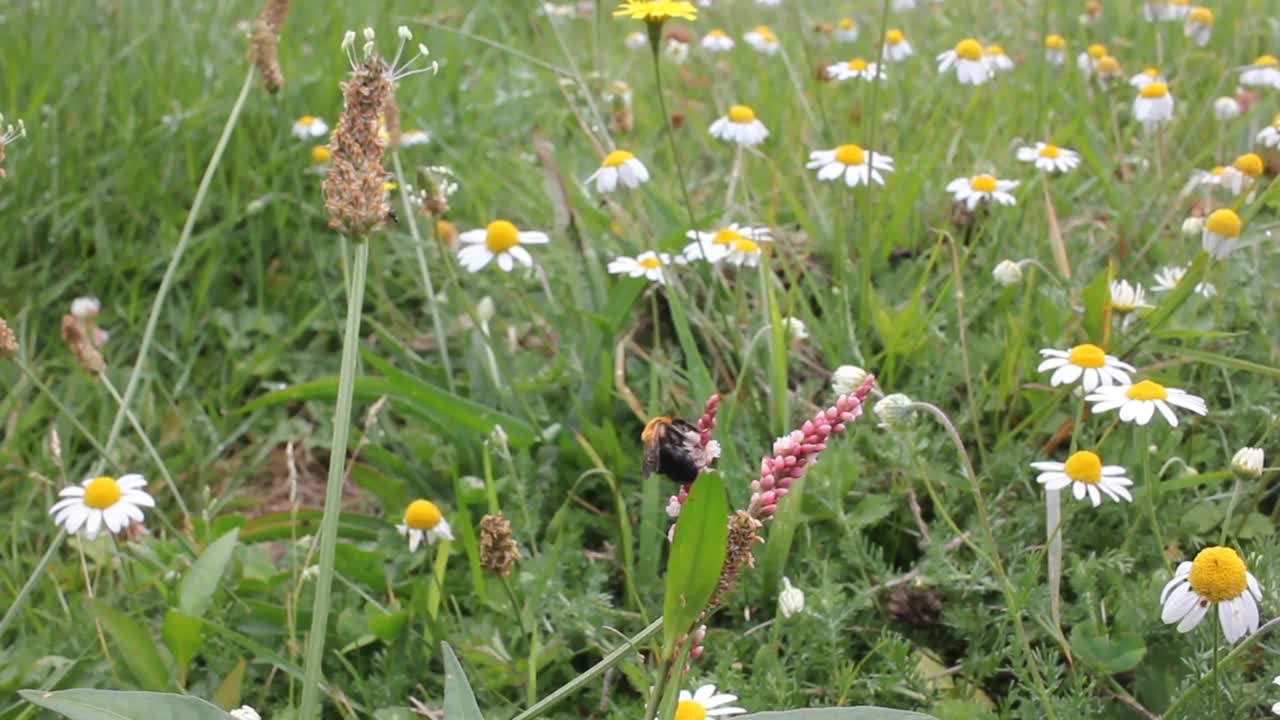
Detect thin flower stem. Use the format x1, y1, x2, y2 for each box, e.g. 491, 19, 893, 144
512, 616, 663, 720
648, 35, 698, 234
391, 151, 455, 392
100, 67, 256, 469
946, 238, 988, 466
1163, 616, 1280, 718
0, 529, 67, 639
908, 401, 1059, 720
1211, 627, 1222, 720
299, 238, 370, 720
1139, 425, 1170, 571
1218, 478, 1241, 546
13, 360, 114, 465
99, 374, 190, 521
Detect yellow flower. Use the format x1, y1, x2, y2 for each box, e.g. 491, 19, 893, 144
613, 0, 697, 22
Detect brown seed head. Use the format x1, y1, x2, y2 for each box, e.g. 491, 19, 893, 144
323, 58, 393, 237
0, 316, 17, 357
383, 93, 402, 149
61, 314, 104, 374
708, 510, 763, 607
248, 0, 290, 94
479, 513, 520, 577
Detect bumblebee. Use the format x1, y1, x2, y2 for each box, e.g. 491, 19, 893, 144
642, 416, 702, 485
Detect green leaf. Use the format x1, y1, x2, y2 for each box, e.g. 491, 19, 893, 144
237, 510, 385, 543
1140, 252, 1209, 335
738, 709, 941, 720
1159, 346, 1280, 379
20, 689, 231, 720
210, 658, 247, 711
179, 528, 239, 618
161, 610, 203, 687
662, 471, 729, 657
664, 288, 715, 402
1070, 625, 1147, 674
441, 642, 484, 720
1236, 512, 1274, 540
1081, 265, 1110, 346
88, 600, 173, 691
845, 495, 894, 530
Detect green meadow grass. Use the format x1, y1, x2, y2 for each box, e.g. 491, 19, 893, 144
2, 0, 1280, 718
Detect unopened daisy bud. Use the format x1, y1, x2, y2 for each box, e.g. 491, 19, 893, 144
1180, 216, 1204, 237
478, 513, 521, 577
778, 576, 805, 618
229, 707, 262, 720
0, 317, 16, 358
1231, 447, 1264, 479
475, 296, 496, 325
875, 393, 915, 430
1213, 96, 1241, 121
832, 365, 869, 395
992, 259, 1023, 286
780, 317, 808, 343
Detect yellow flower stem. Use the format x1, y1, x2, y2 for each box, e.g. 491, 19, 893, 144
299, 237, 369, 720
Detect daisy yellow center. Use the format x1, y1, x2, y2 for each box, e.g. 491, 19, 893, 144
298, 115, 316, 126
602, 149, 635, 167
1171, 0, 1188, 5
709, 29, 726, 37
1188, 546, 1248, 603
1232, 153, 1263, 178
404, 499, 443, 530
834, 144, 866, 165
733, 238, 760, 254
1139, 81, 1168, 98
1038, 144, 1061, 158
752, 25, 776, 42
1097, 56, 1120, 73
1205, 209, 1242, 237
485, 220, 521, 253
1254, 55, 1278, 67
1066, 343, 1105, 368
674, 700, 707, 720
886, 29, 904, 44
1210, 166, 1226, 175
713, 228, 744, 244
985, 44, 1005, 56
728, 105, 756, 123
1063, 451, 1103, 485
839, 17, 855, 29
311, 145, 331, 164
1087, 43, 1106, 59
955, 39, 983, 61
1143, 67, 1159, 77
84, 476, 123, 509
1126, 380, 1168, 401
1045, 34, 1065, 50
970, 175, 997, 192
1188, 7, 1212, 24
847, 58, 869, 71
638, 255, 661, 269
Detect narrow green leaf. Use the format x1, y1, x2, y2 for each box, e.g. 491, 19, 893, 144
237, 510, 385, 543
1160, 346, 1280, 379
179, 528, 239, 618
210, 658, 247, 711
441, 642, 484, 720
1140, 252, 1209, 335
738, 709, 941, 720
20, 689, 231, 720
161, 610, 203, 687
662, 472, 729, 657
88, 600, 173, 691
1081, 265, 1111, 346
664, 289, 715, 402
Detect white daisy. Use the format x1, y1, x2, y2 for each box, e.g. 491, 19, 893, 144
992, 259, 1023, 286
826, 58, 885, 82
457, 220, 550, 273
1201, 208, 1242, 259
676, 684, 746, 718
1133, 82, 1174, 128
1213, 96, 1241, 121
1109, 279, 1153, 313
1129, 67, 1164, 89
586, 149, 650, 193
882, 29, 913, 62
1189, 166, 1228, 189
1152, 265, 1217, 298
625, 31, 648, 50
743, 25, 780, 55
1257, 113, 1280, 148
400, 129, 431, 146
1015, 142, 1080, 174
806, 144, 894, 187
607, 251, 676, 284
1160, 546, 1262, 643
1094, 56, 1123, 86
892, 0, 917, 8
937, 38, 990, 85
665, 39, 690, 64
1085, 380, 1208, 427
701, 29, 735, 52
49, 474, 155, 540
1030, 450, 1133, 507
683, 224, 772, 264
708, 105, 769, 147
1037, 343, 1134, 391
984, 44, 1014, 73
1184, 7, 1212, 46
1077, 43, 1106, 76
834, 17, 858, 43
291, 115, 328, 139
396, 499, 454, 552
1240, 55, 1280, 88
1044, 34, 1066, 65
945, 174, 1018, 210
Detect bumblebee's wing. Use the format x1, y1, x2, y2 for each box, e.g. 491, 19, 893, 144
642, 425, 663, 477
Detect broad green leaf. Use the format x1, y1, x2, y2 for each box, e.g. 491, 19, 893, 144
441, 642, 484, 720
1236, 512, 1274, 540
1081, 264, 1111, 346
367, 604, 409, 643
20, 689, 230, 720
739, 709, 941, 720
88, 600, 172, 691
179, 528, 239, 618
662, 472, 729, 657
161, 610, 203, 687
1070, 625, 1147, 674
1160, 346, 1280, 379
210, 658, 247, 711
